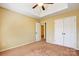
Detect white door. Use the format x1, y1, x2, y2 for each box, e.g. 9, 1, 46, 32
35, 23, 41, 41
54, 19, 64, 46
63, 16, 76, 48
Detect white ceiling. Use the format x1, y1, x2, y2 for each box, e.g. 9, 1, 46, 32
0, 3, 79, 19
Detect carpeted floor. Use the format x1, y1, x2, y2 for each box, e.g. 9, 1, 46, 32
0, 40, 78, 56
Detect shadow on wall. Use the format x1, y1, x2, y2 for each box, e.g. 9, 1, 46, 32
0, 8, 5, 51
0, 8, 9, 51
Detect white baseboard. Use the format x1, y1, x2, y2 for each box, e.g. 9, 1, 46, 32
46, 41, 79, 50
75, 48, 79, 50
0, 41, 35, 52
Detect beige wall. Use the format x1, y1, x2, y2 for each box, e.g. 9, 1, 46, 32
0, 7, 79, 51
40, 9, 79, 49
0, 7, 38, 51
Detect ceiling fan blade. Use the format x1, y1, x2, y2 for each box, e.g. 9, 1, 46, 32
44, 3, 54, 4
32, 4, 38, 9
42, 5, 45, 10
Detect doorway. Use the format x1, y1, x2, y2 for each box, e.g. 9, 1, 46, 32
41, 23, 46, 41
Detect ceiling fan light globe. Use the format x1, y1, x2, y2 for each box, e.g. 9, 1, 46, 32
38, 3, 43, 6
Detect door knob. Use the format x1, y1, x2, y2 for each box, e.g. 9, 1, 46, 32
36, 32, 37, 34
62, 33, 66, 35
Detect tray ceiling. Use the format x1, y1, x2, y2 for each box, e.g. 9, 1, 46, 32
0, 3, 79, 19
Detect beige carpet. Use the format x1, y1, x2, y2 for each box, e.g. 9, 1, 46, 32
0, 40, 78, 56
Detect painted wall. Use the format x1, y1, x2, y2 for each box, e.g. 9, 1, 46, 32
40, 9, 79, 49
0, 6, 79, 52
0, 7, 38, 51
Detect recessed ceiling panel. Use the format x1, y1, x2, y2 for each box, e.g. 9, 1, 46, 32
0, 3, 78, 19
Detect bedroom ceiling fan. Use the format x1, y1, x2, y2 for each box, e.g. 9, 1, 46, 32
32, 3, 54, 11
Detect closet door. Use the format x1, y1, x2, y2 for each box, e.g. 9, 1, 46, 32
35, 23, 41, 41
54, 19, 64, 46
63, 16, 76, 48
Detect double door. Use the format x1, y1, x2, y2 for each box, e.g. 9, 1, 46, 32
54, 16, 77, 49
